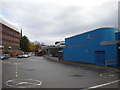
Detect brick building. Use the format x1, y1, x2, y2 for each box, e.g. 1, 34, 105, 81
0, 19, 22, 56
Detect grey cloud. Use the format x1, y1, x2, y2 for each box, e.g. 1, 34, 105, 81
1, 1, 118, 44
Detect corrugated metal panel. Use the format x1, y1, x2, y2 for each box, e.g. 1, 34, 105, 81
115, 32, 120, 40
63, 27, 118, 66
101, 40, 120, 45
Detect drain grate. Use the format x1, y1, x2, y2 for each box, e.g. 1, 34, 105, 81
6, 79, 42, 88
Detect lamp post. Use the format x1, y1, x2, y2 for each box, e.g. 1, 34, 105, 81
8, 46, 12, 53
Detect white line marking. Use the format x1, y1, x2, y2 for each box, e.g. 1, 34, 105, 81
86, 79, 120, 89
6, 79, 42, 88
100, 74, 102, 76
15, 63, 18, 78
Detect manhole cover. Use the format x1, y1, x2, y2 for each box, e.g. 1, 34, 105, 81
100, 73, 118, 77
72, 74, 84, 77
26, 69, 34, 71
6, 79, 42, 88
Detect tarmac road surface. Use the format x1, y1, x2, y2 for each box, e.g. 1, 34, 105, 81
1, 56, 120, 89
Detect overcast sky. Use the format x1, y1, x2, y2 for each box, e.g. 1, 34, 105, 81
1, 0, 119, 45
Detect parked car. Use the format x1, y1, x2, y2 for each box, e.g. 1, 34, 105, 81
0, 55, 5, 60
35, 51, 43, 56
0, 54, 10, 60
17, 54, 23, 58
17, 54, 29, 58
22, 54, 29, 58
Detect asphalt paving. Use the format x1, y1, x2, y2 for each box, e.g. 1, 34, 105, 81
1, 56, 120, 89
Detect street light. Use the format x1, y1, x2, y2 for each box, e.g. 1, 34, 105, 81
8, 46, 12, 52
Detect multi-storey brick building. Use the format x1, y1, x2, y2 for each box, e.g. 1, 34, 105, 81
0, 19, 22, 56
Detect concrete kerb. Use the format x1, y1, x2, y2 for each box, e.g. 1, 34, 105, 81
43, 56, 120, 74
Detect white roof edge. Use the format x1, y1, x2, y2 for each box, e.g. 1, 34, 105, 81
66, 26, 118, 39
78, 26, 118, 35
0, 17, 19, 32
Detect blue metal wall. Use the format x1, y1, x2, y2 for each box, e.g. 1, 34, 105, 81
115, 32, 120, 40
63, 27, 118, 66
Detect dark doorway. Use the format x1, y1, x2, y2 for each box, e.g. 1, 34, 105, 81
118, 46, 120, 67
95, 51, 105, 65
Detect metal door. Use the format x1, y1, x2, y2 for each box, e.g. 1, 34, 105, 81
95, 51, 105, 65
118, 47, 120, 67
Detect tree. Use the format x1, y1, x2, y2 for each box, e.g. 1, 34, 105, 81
34, 41, 45, 49
20, 36, 30, 52
29, 42, 37, 52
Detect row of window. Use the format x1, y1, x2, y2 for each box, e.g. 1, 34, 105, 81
2, 41, 20, 47
0, 32, 2, 36
2, 34, 20, 42
3, 27, 20, 37
0, 41, 2, 45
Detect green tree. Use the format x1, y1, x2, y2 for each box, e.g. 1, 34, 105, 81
20, 36, 30, 52
29, 42, 37, 52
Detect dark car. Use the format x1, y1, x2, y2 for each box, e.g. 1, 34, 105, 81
0, 54, 10, 60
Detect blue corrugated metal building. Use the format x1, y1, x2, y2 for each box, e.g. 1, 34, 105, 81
63, 27, 120, 66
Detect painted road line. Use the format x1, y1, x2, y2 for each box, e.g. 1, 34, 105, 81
87, 79, 120, 89
15, 63, 18, 78
82, 79, 120, 90
6, 79, 42, 88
